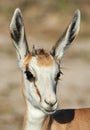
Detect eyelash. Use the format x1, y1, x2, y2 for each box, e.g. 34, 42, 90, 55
55, 71, 63, 81
24, 70, 35, 82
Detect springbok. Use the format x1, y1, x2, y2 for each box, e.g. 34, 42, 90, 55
10, 8, 90, 130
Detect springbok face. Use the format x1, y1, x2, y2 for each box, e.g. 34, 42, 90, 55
23, 50, 60, 114
10, 9, 80, 114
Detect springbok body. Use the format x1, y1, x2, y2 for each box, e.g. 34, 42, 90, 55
10, 9, 90, 130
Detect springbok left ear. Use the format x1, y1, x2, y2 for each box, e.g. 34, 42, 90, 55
10, 8, 29, 62
51, 9, 80, 62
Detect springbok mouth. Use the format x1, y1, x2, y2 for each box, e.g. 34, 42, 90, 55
44, 108, 56, 114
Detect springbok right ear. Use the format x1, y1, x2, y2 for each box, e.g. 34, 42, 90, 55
51, 9, 80, 62
10, 8, 29, 63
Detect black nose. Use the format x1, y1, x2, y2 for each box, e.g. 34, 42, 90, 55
44, 99, 57, 107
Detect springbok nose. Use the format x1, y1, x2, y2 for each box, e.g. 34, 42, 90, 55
44, 99, 57, 107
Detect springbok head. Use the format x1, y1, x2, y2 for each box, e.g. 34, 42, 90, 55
10, 9, 80, 114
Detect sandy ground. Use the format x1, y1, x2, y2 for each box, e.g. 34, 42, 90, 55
0, 35, 90, 130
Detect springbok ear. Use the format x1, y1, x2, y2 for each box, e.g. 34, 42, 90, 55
10, 8, 29, 65
51, 9, 80, 62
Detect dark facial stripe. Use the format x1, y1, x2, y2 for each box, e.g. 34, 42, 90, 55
25, 63, 42, 102
33, 81, 42, 102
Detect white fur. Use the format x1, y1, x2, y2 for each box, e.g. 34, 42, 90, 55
24, 101, 45, 130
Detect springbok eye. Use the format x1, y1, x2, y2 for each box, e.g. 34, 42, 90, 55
55, 71, 63, 81
25, 70, 35, 82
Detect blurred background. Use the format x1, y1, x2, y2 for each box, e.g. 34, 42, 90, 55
0, 0, 90, 130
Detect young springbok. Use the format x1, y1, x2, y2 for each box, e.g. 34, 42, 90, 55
10, 8, 90, 130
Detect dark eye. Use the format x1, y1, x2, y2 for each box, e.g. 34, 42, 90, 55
25, 70, 35, 82
55, 71, 63, 81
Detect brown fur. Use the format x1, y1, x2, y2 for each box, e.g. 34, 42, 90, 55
36, 49, 53, 67
23, 53, 32, 65
34, 81, 42, 102
41, 108, 90, 130
23, 49, 53, 67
